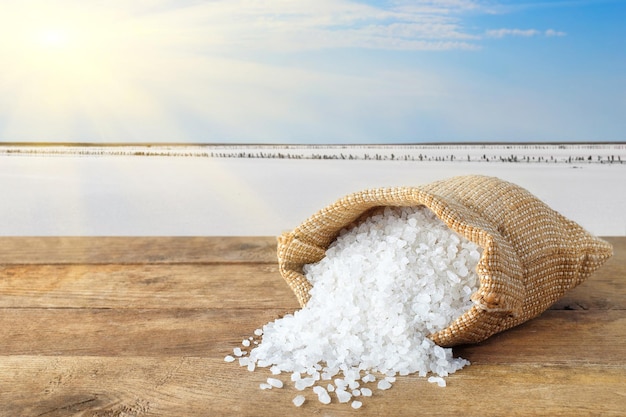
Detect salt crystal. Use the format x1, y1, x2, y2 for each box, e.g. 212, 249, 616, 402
295, 377, 316, 391
259, 383, 272, 390
335, 388, 352, 403
270, 366, 281, 375
267, 378, 283, 388
223, 355, 235, 363
447, 270, 460, 283
321, 370, 335, 380
292, 395, 306, 407
428, 376, 447, 387
319, 391, 331, 404
302, 377, 316, 387
360, 387, 372, 397
361, 374, 376, 383
327, 384, 335, 392
233, 347, 244, 357
313, 386, 331, 404
334, 379, 347, 389
242, 339, 251, 347
254, 328, 263, 336
351, 401, 363, 409
377, 380, 392, 390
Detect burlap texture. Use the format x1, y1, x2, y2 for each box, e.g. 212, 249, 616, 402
277, 175, 613, 346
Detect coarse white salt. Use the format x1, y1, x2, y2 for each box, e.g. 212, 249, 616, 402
230, 206, 481, 408
292, 395, 306, 407
295, 377, 316, 391
377, 380, 392, 391
313, 386, 332, 404
335, 388, 352, 403
351, 401, 363, 409
242, 339, 251, 347
270, 366, 281, 375
259, 383, 272, 390
223, 355, 235, 363
428, 376, 447, 387
361, 374, 376, 383
267, 377, 283, 388
233, 347, 244, 357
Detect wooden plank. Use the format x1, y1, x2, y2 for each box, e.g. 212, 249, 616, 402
0, 308, 286, 357
0, 235, 619, 266
0, 356, 623, 416
0, 308, 624, 364
0, 236, 278, 264
0, 258, 621, 311
456, 310, 626, 365
0, 264, 300, 310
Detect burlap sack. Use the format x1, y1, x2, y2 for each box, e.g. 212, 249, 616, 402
277, 175, 613, 347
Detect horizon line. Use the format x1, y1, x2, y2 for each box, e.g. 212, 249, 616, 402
1, 140, 625, 147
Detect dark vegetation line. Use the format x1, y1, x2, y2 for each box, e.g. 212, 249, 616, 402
0, 143, 624, 164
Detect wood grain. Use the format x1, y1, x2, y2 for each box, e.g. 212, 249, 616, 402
0, 236, 278, 264
0, 309, 623, 362
0, 357, 623, 417
0, 236, 623, 416
0, 264, 299, 309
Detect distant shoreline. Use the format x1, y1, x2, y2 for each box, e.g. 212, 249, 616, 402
0, 141, 625, 147
1, 142, 624, 164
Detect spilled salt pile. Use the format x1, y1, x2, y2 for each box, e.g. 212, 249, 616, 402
228, 206, 482, 407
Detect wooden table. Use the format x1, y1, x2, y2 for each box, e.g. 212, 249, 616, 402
0, 236, 624, 416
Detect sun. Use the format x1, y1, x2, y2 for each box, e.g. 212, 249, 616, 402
0, 1, 197, 141
37, 29, 71, 48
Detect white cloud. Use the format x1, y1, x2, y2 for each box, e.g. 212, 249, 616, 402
485, 28, 567, 38
134, 0, 484, 52
545, 29, 567, 37
485, 28, 540, 38
0, 1, 565, 56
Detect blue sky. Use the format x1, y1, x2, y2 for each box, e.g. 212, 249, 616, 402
0, 0, 624, 143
